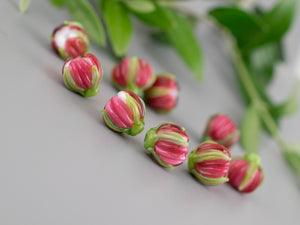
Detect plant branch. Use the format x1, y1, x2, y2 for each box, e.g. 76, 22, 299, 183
171, 5, 287, 150
207, 16, 286, 148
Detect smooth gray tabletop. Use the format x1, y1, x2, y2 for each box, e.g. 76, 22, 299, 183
1, 1, 300, 225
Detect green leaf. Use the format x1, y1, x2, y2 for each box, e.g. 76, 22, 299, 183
259, 0, 297, 41
241, 104, 261, 153
19, 0, 31, 13
151, 31, 171, 45
49, 0, 65, 7
284, 151, 300, 177
271, 84, 299, 118
209, 7, 265, 48
236, 56, 282, 134
101, 0, 132, 56
248, 42, 282, 86
237, 64, 281, 133
122, 0, 155, 13
64, 0, 106, 46
164, 10, 203, 80
243, 0, 297, 51
133, 4, 174, 29
236, 73, 280, 134
283, 144, 300, 178
239, 60, 274, 106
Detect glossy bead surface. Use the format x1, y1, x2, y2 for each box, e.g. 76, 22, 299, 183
205, 114, 240, 148
144, 123, 189, 169
62, 53, 102, 97
111, 57, 155, 95
102, 90, 146, 136
228, 153, 264, 193
144, 73, 179, 112
188, 141, 231, 186
52, 21, 89, 59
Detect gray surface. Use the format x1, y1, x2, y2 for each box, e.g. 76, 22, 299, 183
1, 0, 300, 225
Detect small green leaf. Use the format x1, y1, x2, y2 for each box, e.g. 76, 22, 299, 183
209, 7, 265, 48
248, 42, 282, 86
241, 104, 261, 153
49, 0, 65, 7
151, 31, 171, 45
243, 0, 297, 51
122, 0, 155, 13
259, 0, 297, 41
238, 60, 274, 106
271, 84, 299, 118
237, 65, 280, 133
283, 144, 300, 178
284, 151, 300, 177
165, 10, 203, 80
64, 0, 106, 46
101, 0, 132, 56
133, 4, 174, 29
19, 0, 31, 13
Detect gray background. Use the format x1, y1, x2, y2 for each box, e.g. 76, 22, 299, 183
1, 0, 300, 224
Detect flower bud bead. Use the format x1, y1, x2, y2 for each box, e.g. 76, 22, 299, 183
52, 21, 89, 59
102, 90, 146, 136
111, 57, 155, 95
144, 123, 189, 169
62, 53, 103, 97
188, 141, 231, 186
204, 114, 240, 148
144, 73, 179, 112
228, 153, 264, 193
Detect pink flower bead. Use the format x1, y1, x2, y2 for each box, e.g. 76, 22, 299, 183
144, 123, 189, 169
111, 57, 155, 95
188, 141, 231, 186
52, 21, 89, 59
62, 53, 103, 97
102, 90, 146, 136
144, 73, 179, 112
228, 153, 264, 193
205, 114, 240, 148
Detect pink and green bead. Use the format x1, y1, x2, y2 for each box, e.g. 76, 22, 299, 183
228, 153, 264, 193
144, 123, 189, 169
102, 90, 146, 136
51, 21, 89, 60
204, 114, 240, 148
62, 53, 103, 97
144, 73, 179, 112
188, 141, 232, 186
111, 57, 156, 95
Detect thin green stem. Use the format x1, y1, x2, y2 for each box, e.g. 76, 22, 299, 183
209, 16, 286, 149
233, 48, 286, 147
169, 5, 290, 151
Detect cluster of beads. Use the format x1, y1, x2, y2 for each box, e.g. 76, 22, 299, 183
187, 114, 264, 192
52, 22, 264, 194
111, 58, 180, 112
